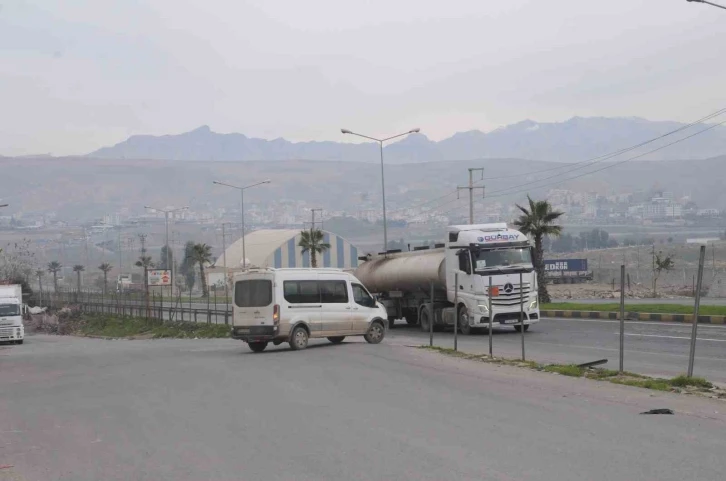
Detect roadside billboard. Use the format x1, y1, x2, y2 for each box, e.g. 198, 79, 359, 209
544, 259, 588, 273
147, 269, 171, 286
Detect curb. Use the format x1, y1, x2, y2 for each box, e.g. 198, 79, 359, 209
541, 310, 726, 324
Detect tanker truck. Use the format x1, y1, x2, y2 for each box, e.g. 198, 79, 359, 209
354, 223, 540, 334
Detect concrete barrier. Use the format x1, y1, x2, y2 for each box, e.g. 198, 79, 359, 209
540, 310, 726, 325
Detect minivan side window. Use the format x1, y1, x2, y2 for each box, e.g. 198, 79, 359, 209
235, 280, 272, 307
319, 280, 349, 303
352, 283, 375, 308
283, 280, 320, 304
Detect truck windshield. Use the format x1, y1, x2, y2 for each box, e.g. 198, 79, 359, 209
472, 248, 532, 272
0, 304, 20, 316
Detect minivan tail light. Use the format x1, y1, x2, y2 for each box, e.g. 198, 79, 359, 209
273, 304, 280, 326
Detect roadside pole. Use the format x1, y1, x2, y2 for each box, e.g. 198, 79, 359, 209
454, 273, 459, 351
687, 245, 706, 377
488, 276, 493, 357
619, 264, 625, 374
429, 282, 434, 347
519, 272, 525, 361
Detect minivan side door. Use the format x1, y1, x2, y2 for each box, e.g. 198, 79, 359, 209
350, 282, 377, 334
319, 279, 353, 335
282, 279, 322, 335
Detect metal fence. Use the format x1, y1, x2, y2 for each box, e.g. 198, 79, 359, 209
49, 288, 232, 325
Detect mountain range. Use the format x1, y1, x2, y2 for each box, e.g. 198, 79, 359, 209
86, 117, 726, 163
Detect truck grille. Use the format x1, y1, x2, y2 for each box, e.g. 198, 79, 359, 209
491, 283, 531, 307
0, 326, 14, 339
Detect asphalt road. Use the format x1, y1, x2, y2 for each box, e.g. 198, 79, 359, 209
388, 318, 726, 384
2, 335, 726, 481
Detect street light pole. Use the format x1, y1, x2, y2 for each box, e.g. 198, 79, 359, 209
687, 0, 726, 10
341, 127, 421, 252
213, 180, 271, 269
144, 205, 188, 290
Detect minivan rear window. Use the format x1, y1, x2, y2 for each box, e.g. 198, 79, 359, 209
235, 280, 272, 307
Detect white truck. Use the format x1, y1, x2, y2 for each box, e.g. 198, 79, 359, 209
354, 223, 540, 334
0, 284, 25, 344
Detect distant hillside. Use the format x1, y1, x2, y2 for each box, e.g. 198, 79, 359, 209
4, 155, 726, 220
86, 117, 726, 163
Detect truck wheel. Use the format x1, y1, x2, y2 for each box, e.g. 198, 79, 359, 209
289, 326, 309, 351
15, 339, 24, 345
248, 341, 268, 352
419, 308, 431, 332
388, 316, 396, 329
364, 321, 385, 344
327, 336, 345, 344
458, 305, 472, 335
514, 324, 530, 333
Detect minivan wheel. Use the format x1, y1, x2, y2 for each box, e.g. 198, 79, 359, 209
327, 336, 345, 344
364, 321, 385, 344
289, 326, 309, 351
248, 341, 268, 353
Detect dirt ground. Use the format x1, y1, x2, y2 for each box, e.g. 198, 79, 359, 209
548, 282, 692, 300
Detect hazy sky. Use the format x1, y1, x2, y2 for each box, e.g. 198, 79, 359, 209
1, 0, 724, 156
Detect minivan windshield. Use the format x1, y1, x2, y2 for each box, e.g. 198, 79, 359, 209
472, 248, 532, 272
0, 304, 20, 316
234, 280, 272, 307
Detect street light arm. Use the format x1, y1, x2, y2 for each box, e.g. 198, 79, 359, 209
242, 180, 272, 190
688, 0, 726, 10
212, 180, 242, 191
381, 129, 421, 142
341, 130, 382, 142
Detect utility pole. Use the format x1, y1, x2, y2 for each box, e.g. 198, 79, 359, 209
457, 168, 485, 224
222, 223, 229, 303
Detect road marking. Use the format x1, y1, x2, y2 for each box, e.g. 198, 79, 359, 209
617, 333, 726, 342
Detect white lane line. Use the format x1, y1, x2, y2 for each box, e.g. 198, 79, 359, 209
544, 316, 726, 330
616, 333, 726, 342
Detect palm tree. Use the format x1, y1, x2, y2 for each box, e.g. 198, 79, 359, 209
298, 229, 331, 268
189, 243, 212, 297
47, 261, 61, 292
72, 265, 85, 292
513, 196, 564, 303
135, 255, 155, 308
98, 263, 113, 294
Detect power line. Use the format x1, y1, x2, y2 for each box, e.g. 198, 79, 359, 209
434, 119, 726, 217
389, 107, 726, 216
482, 107, 726, 192
485, 120, 726, 199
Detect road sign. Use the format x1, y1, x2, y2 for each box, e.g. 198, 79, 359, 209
148, 269, 171, 286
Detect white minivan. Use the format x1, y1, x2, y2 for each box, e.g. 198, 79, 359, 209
230, 268, 389, 352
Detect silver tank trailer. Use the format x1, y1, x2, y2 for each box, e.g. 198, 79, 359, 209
354, 248, 446, 293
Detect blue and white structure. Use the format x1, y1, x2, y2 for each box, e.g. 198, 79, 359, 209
221, 229, 361, 269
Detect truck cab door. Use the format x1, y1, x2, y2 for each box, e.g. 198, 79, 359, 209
455, 250, 476, 298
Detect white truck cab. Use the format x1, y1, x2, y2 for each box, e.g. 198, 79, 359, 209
230, 268, 388, 352
0, 284, 25, 344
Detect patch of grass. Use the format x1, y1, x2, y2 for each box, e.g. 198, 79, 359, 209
669, 375, 713, 389
587, 368, 620, 379
542, 302, 726, 316
417, 346, 722, 398
543, 364, 584, 377
77, 313, 229, 339
611, 378, 671, 391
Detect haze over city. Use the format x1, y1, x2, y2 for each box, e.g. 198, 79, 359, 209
3, 2, 726, 481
